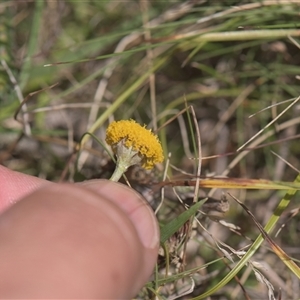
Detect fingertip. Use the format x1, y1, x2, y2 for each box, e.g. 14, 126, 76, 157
0, 165, 50, 212
81, 179, 160, 249
81, 180, 160, 290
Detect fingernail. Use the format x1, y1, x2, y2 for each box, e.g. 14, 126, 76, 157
81, 180, 160, 249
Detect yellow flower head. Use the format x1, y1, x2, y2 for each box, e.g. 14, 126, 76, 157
106, 119, 164, 170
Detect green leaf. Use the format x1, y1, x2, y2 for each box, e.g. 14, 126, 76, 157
160, 200, 204, 244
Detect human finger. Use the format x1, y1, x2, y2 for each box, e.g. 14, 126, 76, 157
0, 183, 159, 298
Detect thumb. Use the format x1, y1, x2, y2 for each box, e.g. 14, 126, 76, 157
0, 180, 160, 298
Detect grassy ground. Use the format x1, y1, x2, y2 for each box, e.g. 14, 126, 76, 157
1, 1, 300, 299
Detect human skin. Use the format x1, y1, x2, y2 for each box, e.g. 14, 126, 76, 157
0, 165, 160, 298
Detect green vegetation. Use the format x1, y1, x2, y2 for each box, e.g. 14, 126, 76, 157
1, 1, 300, 299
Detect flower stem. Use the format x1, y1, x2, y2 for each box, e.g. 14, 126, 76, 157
109, 159, 128, 182
109, 166, 124, 182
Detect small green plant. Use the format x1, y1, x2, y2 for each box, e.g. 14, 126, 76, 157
105, 119, 164, 181
2, 1, 300, 299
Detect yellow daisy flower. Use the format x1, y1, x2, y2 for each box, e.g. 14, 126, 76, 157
105, 119, 164, 181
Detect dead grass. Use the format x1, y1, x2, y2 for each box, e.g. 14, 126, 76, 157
1, 1, 300, 299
